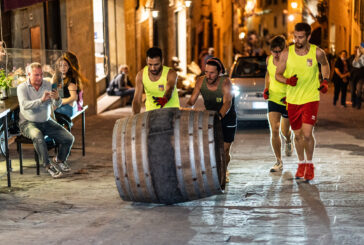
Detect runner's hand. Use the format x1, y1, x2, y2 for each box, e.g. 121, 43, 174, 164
280, 97, 287, 105
286, 75, 298, 86
318, 79, 329, 94
152, 96, 168, 108
263, 88, 269, 100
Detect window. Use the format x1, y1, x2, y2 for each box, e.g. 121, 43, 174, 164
93, 0, 106, 79
274, 16, 277, 28
282, 13, 286, 26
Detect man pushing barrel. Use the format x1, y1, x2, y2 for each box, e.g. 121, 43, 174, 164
132, 47, 180, 114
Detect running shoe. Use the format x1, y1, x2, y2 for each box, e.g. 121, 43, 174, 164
285, 135, 293, 156
295, 163, 306, 179
226, 170, 230, 183
270, 161, 283, 172
304, 163, 314, 181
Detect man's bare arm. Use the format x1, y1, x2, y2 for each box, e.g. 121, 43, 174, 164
316, 47, 330, 80
132, 71, 144, 114
219, 77, 233, 117
186, 76, 203, 107
264, 56, 270, 89
275, 50, 288, 84
164, 69, 178, 100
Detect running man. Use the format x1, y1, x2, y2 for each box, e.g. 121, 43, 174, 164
275, 22, 330, 181
132, 47, 180, 114
187, 57, 237, 182
263, 35, 293, 172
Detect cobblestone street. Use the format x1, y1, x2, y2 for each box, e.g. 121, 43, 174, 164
0, 87, 364, 245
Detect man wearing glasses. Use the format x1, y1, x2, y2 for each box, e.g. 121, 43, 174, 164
275, 23, 330, 181
263, 35, 293, 173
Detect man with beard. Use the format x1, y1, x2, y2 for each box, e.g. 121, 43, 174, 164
275, 22, 330, 181
132, 47, 180, 114
187, 57, 236, 183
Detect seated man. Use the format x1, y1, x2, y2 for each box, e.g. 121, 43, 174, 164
17, 62, 74, 178
106, 65, 135, 103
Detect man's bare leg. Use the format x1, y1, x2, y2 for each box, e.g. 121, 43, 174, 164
302, 123, 315, 161
224, 142, 232, 182
281, 117, 292, 156
268, 112, 283, 162
302, 123, 315, 180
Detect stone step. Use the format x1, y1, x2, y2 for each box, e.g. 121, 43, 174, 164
97, 93, 122, 114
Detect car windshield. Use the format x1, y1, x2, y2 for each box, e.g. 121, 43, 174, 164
231, 56, 266, 78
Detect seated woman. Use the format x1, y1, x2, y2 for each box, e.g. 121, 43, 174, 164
52, 51, 87, 119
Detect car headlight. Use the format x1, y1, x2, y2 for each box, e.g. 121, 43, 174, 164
232, 84, 240, 97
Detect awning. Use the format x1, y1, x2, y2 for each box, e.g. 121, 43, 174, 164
3, 0, 47, 11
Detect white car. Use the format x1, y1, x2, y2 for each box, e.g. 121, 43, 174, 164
230, 56, 267, 121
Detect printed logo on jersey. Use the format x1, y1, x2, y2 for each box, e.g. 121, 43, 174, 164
307, 58, 313, 67
216, 97, 222, 103
158, 85, 165, 91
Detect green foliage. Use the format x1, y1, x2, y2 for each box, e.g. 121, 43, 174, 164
0, 69, 13, 89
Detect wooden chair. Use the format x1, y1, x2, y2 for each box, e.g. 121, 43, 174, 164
15, 135, 57, 175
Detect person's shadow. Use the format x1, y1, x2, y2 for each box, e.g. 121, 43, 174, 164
297, 180, 333, 244
268, 170, 295, 243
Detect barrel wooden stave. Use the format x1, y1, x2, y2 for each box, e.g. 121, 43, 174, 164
112, 108, 225, 204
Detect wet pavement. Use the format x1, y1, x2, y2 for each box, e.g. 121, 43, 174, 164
0, 87, 364, 245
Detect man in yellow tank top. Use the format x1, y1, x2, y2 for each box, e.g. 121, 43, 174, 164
132, 47, 180, 114
275, 23, 330, 181
263, 36, 293, 173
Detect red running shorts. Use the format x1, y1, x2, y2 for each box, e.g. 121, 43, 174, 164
287, 101, 319, 130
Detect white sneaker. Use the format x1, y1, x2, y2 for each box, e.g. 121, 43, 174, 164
285, 136, 293, 156
46, 163, 63, 178
53, 157, 71, 172
270, 161, 283, 172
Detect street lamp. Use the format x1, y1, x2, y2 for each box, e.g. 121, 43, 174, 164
185, 0, 192, 7
291, 2, 298, 9
288, 14, 295, 21
239, 32, 246, 40
151, 10, 159, 18
145, 4, 159, 19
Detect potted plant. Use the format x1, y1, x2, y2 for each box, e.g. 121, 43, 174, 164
0, 69, 13, 100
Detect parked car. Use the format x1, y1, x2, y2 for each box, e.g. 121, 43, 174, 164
230, 56, 267, 121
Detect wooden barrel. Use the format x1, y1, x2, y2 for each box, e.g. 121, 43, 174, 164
112, 108, 226, 204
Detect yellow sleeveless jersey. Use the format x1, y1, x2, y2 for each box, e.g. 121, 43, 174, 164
142, 66, 180, 111
285, 44, 320, 105
267, 55, 287, 106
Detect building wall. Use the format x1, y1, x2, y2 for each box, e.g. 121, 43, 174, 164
107, 0, 127, 80
328, 0, 351, 54
10, 3, 46, 49
124, 0, 138, 82
64, 0, 97, 114
349, 0, 363, 53
124, 0, 153, 79
211, 0, 233, 69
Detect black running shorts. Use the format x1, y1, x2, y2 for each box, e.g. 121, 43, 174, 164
268, 100, 288, 118
221, 110, 237, 143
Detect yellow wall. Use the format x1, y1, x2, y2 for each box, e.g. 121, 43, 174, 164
65, 0, 97, 114
328, 0, 351, 54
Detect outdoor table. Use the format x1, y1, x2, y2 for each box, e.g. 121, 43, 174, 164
0, 96, 19, 187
